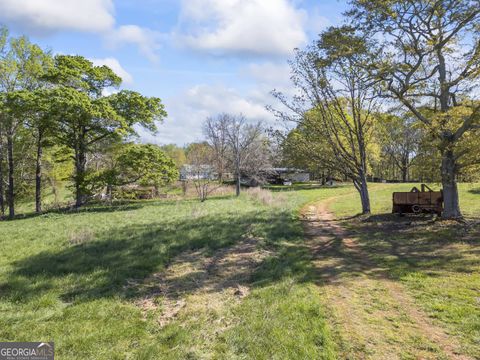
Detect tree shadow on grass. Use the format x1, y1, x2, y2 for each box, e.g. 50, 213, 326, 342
2, 207, 301, 304
339, 213, 480, 279
4, 197, 220, 222
266, 185, 342, 193
4, 202, 146, 221
248, 211, 480, 292
468, 188, 480, 195
3, 201, 477, 308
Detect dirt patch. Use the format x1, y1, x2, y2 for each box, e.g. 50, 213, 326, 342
131, 236, 270, 327
302, 200, 473, 360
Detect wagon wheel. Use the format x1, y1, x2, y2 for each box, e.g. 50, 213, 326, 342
412, 205, 422, 214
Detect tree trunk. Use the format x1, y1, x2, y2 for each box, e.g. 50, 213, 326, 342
401, 156, 409, 182
441, 150, 462, 219
235, 172, 241, 196
401, 167, 408, 183
235, 157, 241, 196
7, 133, 14, 219
355, 172, 371, 215
182, 180, 187, 196
75, 134, 88, 208
35, 129, 43, 213
0, 130, 4, 217
105, 183, 113, 204
75, 153, 87, 207
218, 162, 224, 183
49, 177, 59, 205
359, 180, 371, 214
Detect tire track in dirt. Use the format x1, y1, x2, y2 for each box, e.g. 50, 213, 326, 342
302, 199, 473, 360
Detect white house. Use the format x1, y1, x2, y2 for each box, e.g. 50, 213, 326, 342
180, 164, 218, 181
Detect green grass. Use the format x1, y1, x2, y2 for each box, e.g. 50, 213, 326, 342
0, 183, 478, 359
329, 183, 480, 357
0, 186, 352, 359
220, 281, 336, 359
15, 181, 73, 214
330, 182, 480, 218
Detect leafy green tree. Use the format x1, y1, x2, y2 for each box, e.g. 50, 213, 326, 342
274, 27, 378, 214
280, 117, 338, 183
6, 88, 55, 213
96, 143, 178, 198
0, 28, 51, 218
410, 133, 442, 183
348, 0, 480, 218
160, 144, 187, 169
30, 89, 57, 213
10, 121, 36, 200
43, 145, 74, 205
117, 143, 178, 191
46, 55, 167, 207
0, 93, 5, 216
375, 113, 421, 182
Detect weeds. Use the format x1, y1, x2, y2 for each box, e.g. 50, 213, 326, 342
68, 228, 95, 245
245, 187, 287, 207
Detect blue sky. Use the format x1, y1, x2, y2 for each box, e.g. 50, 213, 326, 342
0, 0, 347, 145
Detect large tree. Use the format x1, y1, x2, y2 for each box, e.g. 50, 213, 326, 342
0, 93, 5, 216
203, 114, 230, 182
0, 29, 51, 218
280, 114, 349, 184
201, 114, 268, 195
0, 30, 51, 218
274, 27, 378, 214
97, 143, 178, 198
31, 89, 56, 213
5, 89, 56, 213
348, 0, 480, 218
223, 114, 265, 196
47, 55, 167, 207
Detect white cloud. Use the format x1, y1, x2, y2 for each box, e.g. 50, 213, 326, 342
145, 60, 298, 145
105, 25, 161, 63
175, 0, 308, 57
91, 57, 133, 85
186, 84, 272, 118
0, 0, 161, 62
150, 83, 275, 145
0, 0, 115, 35
244, 62, 291, 87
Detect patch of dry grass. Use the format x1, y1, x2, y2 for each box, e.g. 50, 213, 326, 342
68, 228, 95, 245
245, 187, 287, 207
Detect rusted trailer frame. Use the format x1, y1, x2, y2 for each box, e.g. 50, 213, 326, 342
392, 184, 443, 216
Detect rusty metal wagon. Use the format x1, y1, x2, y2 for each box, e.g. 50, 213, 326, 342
392, 184, 443, 215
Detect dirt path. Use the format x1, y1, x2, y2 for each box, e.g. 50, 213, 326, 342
132, 233, 270, 327
302, 200, 472, 360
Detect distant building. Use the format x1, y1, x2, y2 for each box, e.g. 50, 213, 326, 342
180, 164, 218, 181
265, 168, 311, 184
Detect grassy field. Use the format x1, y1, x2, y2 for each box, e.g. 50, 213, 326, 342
0, 183, 478, 359
329, 183, 480, 358
330, 182, 480, 218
